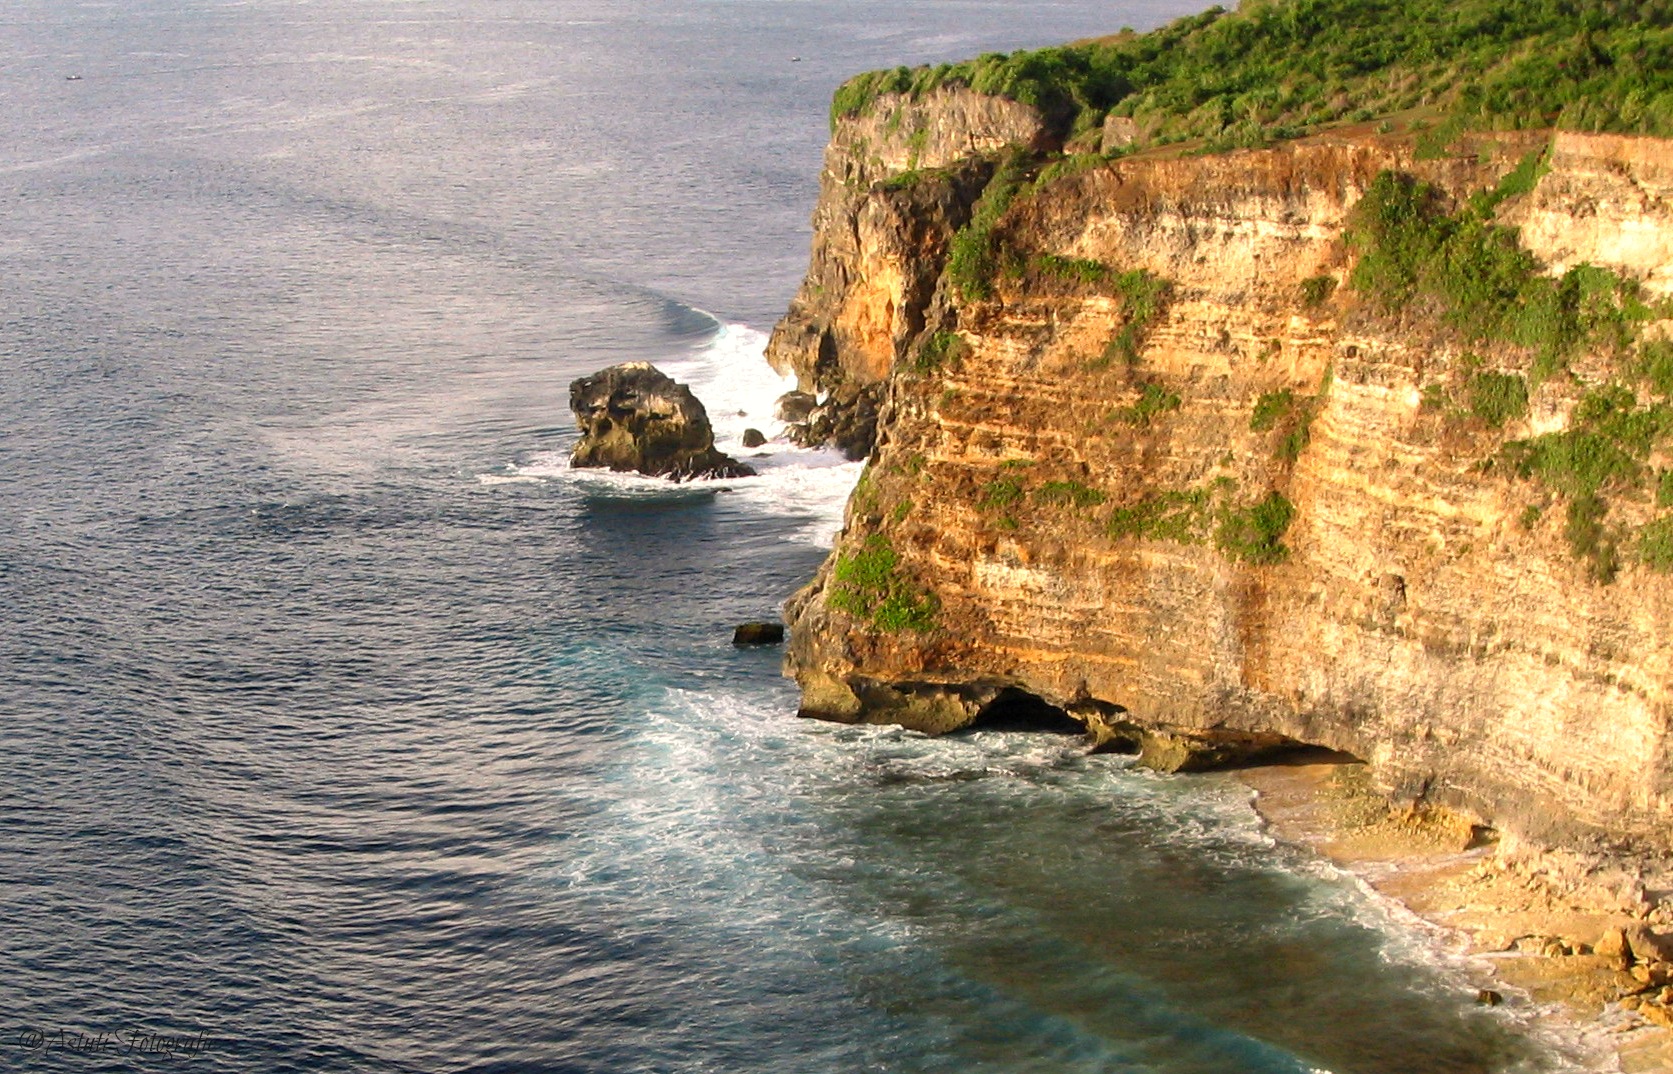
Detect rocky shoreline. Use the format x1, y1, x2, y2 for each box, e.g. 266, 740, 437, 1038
769, 78, 1673, 885
1240, 761, 1673, 1073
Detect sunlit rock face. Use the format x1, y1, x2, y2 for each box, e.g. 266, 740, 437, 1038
775, 92, 1673, 858
765, 88, 1052, 460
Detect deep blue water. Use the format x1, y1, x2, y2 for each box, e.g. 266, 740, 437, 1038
0, 2, 1592, 1072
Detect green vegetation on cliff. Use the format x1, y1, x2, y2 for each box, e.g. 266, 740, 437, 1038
829, 535, 939, 632
1346, 164, 1656, 383
1216, 492, 1298, 564
1250, 389, 1298, 431
1114, 382, 1182, 426
1466, 370, 1531, 426
947, 152, 1030, 301
943, 162, 1174, 359
1104, 480, 1296, 564
833, 0, 1673, 147
830, 6, 1673, 592
1103, 270, 1173, 367
1035, 480, 1108, 509
1342, 162, 1673, 581
1108, 487, 1216, 543
979, 476, 1026, 510
1503, 385, 1673, 580
1249, 387, 1320, 462
911, 329, 970, 374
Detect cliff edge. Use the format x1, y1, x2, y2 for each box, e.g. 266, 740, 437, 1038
773, 81, 1673, 864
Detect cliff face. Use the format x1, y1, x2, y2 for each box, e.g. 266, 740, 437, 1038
763, 89, 1055, 455
776, 91, 1673, 858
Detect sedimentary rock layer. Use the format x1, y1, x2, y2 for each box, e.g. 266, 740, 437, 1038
775, 92, 1673, 857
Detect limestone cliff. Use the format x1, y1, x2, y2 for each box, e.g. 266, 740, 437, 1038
764, 88, 1056, 456
775, 91, 1673, 860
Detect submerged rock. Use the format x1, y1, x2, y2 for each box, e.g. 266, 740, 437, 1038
732, 622, 786, 646
569, 363, 753, 480
1135, 727, 1310, 774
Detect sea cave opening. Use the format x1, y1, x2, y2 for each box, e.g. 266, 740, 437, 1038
965, 687, 1084, 735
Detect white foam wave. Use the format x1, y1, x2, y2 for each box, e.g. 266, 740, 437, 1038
547, 685, 927, 961
488, 317, 861, 546
652, 319, 788, 452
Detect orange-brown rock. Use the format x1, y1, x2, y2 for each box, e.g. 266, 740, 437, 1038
765, 89, 1053, 457
774, 90, 1673, 858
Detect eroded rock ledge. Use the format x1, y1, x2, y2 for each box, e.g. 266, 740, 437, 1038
773, 88, 1673, 863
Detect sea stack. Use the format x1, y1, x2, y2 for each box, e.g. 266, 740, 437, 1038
569, 363, 753, 481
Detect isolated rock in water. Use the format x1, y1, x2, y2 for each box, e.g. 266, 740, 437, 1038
732, 622, 785, 646
742, 428, 768, 448
569, 363, 754, 480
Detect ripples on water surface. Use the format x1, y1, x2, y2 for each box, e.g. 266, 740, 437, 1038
0, 1, 1596, 1071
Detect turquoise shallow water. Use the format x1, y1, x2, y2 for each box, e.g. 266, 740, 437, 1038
0, 1, 1594, 1071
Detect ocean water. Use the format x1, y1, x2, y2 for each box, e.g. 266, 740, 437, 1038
0, 2, 1596, 1072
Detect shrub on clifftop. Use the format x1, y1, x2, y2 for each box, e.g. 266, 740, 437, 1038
832, 0, 1673, 147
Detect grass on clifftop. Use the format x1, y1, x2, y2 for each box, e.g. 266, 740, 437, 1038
833, 0, 1673, 147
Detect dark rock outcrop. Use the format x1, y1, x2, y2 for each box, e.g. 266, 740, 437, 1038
1134, 728, 1311, 774
741, 428, 768, 449
733, 622, 786, 646
774, 391, 818, 424
569, 363, 753, 480
784, 384, 884, 460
